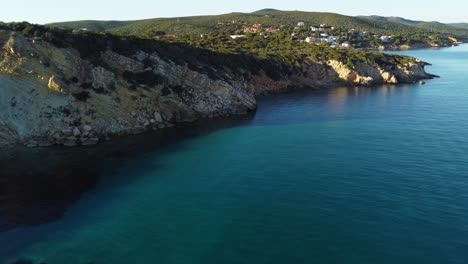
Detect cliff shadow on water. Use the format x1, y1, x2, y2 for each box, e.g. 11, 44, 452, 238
0, 113, 255, 232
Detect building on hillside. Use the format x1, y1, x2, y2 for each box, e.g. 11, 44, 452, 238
341, 42, 351, 48
243, 24, 262, 33
265, 27, 280, 33
230, 35, 246, 39
311, 26, 319, 32
321, 38, 337, 45
297, 22, 305, 27
200, 34, 208, 38
305, 37, 321, 44
380, 35, 392, 43
319, 24, 332, 30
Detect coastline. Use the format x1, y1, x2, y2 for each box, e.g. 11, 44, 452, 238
360, 42, 465, 52
0, 29, 437, 149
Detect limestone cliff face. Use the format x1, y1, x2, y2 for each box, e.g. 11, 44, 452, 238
326, 59, 431, 85
0, 29, 434, 148
0, 30, 256, 147
249, 56, 433, 95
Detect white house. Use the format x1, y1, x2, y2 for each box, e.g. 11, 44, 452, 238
230, 35, 246, 39
380, 35, 391, 43
341, 42, 351, 48
311, 26, 319, 32
305, 37, 319, 44
321, 38, 337, 45
297, 22, 305, 27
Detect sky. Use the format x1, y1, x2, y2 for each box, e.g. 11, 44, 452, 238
1, 0, 466, 24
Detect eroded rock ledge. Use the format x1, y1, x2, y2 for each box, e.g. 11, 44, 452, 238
0, 29, 435, 148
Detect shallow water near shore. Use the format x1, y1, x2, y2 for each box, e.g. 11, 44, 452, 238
1, 45, 468, 264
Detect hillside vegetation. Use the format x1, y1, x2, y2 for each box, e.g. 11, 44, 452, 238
450, 23, 468, 30
0, 21, 419, 76
359, 15, 468, 36
48, 20, 132, 31
49, 10, 464, 38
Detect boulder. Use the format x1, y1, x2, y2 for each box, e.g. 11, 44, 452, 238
73, 127, 81, 137
83, 125, 93, 132
154, 112, 163, 122
61, 129, 73, 137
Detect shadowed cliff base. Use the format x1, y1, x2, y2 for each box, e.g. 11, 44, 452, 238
0, 114, 255, 233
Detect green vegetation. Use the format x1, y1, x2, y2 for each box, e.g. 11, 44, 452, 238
45, 10, 466, 51
450, 23, 468, 30
168, 30, 417, 70
0, 22, 420, 84
48, 10, 465, 39
359, 16, 468, 37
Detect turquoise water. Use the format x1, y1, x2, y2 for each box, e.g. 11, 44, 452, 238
1, 45, 468, 264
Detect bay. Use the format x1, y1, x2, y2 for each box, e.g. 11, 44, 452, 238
1, 45, 468, 264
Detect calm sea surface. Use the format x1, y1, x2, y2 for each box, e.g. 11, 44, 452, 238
1, 45, 468, 264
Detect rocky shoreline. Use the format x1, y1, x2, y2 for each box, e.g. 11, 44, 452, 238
0, 29, 436, 149
367, 41, 465, 51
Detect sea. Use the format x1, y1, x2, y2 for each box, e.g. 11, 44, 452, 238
1, 45, 468, 264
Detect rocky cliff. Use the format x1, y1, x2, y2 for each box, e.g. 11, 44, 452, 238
0, 29, 435, 148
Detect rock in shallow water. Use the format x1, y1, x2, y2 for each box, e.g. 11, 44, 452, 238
81, 137, 99, 146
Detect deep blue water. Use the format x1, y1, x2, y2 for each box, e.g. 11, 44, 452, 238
1, 45, 468, 264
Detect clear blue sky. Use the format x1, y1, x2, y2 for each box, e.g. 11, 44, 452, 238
1, 0, 466, 24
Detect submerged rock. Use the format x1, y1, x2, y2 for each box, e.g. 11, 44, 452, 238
10, 259, 34, 264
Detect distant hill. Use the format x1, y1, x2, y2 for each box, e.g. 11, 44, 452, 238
359, 15, 467, 36
48, 20, 133, 31
450, 23, 468, 30
49, 10, 454, 38
254, 8, 280, 13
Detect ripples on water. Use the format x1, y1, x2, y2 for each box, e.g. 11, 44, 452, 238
1, 45, 468, 264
